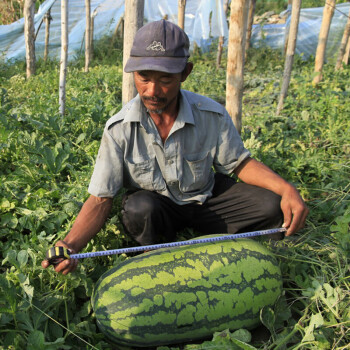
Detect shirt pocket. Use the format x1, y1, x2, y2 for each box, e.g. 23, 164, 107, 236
180, 151, 212, 193
127, 156, 165, 191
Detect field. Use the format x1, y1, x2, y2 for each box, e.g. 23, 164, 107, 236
0, 36, 349, 349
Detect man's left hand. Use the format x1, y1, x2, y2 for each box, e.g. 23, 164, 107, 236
280, 186, 309, 236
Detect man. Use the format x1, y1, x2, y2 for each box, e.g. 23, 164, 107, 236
42, 20, 308, 274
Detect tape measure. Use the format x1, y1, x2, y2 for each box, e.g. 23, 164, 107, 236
46, 246, 72, 266
46, 227, 287, 266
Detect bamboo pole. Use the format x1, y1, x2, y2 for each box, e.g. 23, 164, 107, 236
335, 8, 350, 70
24, 0, 36, 78
44, 9, 52, 61
245, 0, 256, 59
90, 10, 97, 61
120, 17, 124, 38
178, 0, 186, 30
216, 0, 229, 69
111, 16, 124, 48
313, 0, 335, 84
225, 0, 250, 134
85, 0, 91, 72
59, 0, 68, 116
283, 0, 293, 56
343, 36, 350, 65
276, 0, 301, 115
122, 0, 145, 105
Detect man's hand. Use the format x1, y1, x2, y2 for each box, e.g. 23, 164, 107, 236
280, 186, 309, 236
41, 240, 78, 275
41, 195, 113, 275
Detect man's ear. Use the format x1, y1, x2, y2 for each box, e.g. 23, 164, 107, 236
181, 62, 194, 82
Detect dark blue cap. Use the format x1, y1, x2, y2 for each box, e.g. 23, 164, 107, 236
124, 19, 190, 73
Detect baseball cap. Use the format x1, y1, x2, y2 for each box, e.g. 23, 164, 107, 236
124, 19, 190, 74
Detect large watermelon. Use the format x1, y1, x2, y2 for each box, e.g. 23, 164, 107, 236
92, 237, 282, 347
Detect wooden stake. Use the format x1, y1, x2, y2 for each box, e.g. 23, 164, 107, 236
283, 0, 293, 56
111, 16, 124, 47
225, 0, 249, 134
276, 0, 301, 115
216, 0, 229, 69
24, 0, 36, 78
59, 0, 68, 116
245, 0, 256, 59
122, 0, 144, 105
44, 9, 52, 61
335, 8, 350, 70
85, 0, 91, 72
90, 10, 97, 61
343, 36, 350, 65
178, 0, 186, 30
313, 0, 335, 84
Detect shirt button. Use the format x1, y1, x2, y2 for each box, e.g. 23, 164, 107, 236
168, 160, 174, 164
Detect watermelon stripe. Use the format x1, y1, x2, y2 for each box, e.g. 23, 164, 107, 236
96, 272, 281, 314
96, 306, 262, 346
95, 246, 278, 296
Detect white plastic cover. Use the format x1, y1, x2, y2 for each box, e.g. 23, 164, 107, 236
251, 3, 350, 61
1, 1, 349, 62
0, 0, 228, 62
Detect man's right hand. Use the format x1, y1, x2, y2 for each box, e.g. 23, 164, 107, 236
41, 240, 78, 275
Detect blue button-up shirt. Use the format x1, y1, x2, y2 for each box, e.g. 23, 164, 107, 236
88, 90, 250, 205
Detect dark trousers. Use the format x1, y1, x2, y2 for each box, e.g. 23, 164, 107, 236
121, 173, 284, 245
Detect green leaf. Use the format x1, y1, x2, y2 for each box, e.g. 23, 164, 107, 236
49, 322, 64, 340
230, 338, 257, 350
54, 147, 70, 173
260, 306, 276, 336
27, 330, 45, 350
0, 213, 18, 228
302, 313, 324, 342
0, 198, 15, 211
231, 329, 252, 343
76, 133, 86, 144
41, 146, 56, 173
22, 284, 34, 303
2, 250, 19, 269
17, 250, 28, 268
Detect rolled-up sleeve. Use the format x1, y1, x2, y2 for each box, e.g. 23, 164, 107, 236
213, 110, 251, 175
88, 127, 123, 198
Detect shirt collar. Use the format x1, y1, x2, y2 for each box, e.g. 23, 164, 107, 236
122, 94, 144, 123
177, 90, 195, 126
122, 91, 195, 126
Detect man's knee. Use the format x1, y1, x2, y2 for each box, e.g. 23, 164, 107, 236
122, 190, 159, 220
121, 190, 179, 245
255, 189, 284, 240
258, 190, 283, 223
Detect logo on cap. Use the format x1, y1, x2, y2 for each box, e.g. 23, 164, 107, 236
146, 41, 165, 52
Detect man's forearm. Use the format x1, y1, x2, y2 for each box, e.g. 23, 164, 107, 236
234, 157, 293, 196
234, 157, 308, 235
61, 195, 113, 252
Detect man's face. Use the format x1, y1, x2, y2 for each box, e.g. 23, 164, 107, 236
133, 69, 187, 114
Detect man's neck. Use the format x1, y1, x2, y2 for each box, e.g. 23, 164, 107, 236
148, 94, 180, 143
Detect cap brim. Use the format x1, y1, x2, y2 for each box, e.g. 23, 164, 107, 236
124, 56, 188, 73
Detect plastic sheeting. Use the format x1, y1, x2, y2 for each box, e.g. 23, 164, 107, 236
0, 0, 228, 62
251, 3, 350, 60
1, 1, 349, 62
